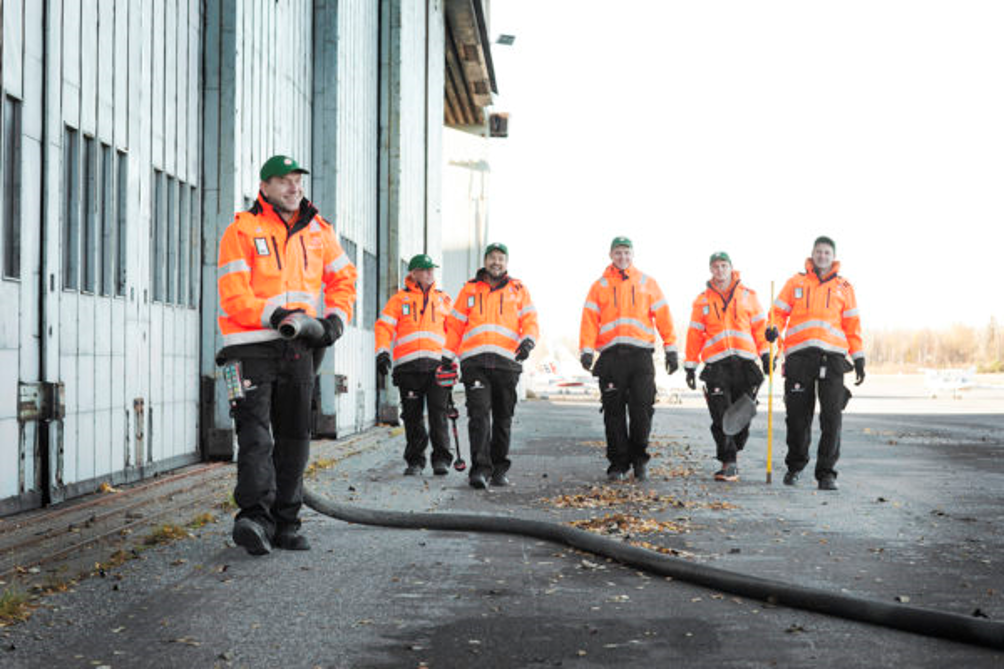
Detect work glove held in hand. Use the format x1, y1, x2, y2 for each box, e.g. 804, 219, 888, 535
685, 368, 696, 390
580, 352, 594, 371
376, 352, 391, 376
665, 351, 679, 375
319, 315, 344, 347
854, 358, 866, 386
764, 325, 779, 343
515, 339, 535, 362
761, 353, 774, 375
269, 307, 305, 330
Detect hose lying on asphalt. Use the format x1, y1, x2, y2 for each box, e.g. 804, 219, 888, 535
304, 488, 1004, 650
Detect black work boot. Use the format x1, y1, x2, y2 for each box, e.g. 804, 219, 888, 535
783, 470, 800, 486
274, 527, 311, 551
818, 475, 838, 491
469, 472, 489, 489
232, 517, 272, 556
633, 461, 648, 482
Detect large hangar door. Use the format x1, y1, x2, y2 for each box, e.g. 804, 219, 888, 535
0, 0, 46, 515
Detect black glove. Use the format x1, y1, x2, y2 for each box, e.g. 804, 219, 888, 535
685, 368, 696, 390
441, 355, 455, 370
665, 351, 679, 375
318, 315, 344, 347
764, 325, 779, 343
515, 339, 535, 362
854, 358, 866, 386
376, 352, 391, 376
580, 352, 594, 371
269, 306, 305, 330
761, 353, 775, 375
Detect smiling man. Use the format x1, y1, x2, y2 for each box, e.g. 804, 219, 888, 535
579, 236, 678, 483
444, 243, 539, 489
768, 235, 864, 491
216, 155, 357, 554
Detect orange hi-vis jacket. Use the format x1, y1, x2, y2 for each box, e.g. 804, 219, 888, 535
579, 264, 677, 357
445, 270, 539, 366
684, 271, 768, 370
217, 193, 357, 348
374, 277, 452, 371
770, 259, 863, 360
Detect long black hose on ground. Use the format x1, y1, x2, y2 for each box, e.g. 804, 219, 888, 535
304, 488, 1004, 650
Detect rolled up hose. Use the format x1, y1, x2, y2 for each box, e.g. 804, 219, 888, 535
303, 488, 1003, 650
279, 312, 325, 345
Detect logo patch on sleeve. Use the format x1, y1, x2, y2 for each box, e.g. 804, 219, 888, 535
702, 305, 709, 315
794, 287, 803, 299
254, 238, 270, 256
402, 303, 411, 316
468, 296, 475, 308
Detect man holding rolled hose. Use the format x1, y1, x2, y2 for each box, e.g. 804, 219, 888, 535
216, 155, 357, 555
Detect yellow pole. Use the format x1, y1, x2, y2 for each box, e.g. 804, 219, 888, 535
766, 281, 775, 484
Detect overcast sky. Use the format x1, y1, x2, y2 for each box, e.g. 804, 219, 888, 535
485, 0, 1004, 344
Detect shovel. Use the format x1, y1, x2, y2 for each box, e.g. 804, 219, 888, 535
722, 391, 758, 436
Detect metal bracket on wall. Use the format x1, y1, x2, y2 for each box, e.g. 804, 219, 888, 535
18, 382, 66, 423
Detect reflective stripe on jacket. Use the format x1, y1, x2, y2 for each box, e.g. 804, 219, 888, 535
445, 270, 539, 364
579, 264, 677, 356
374, 277, 452, 369
769, 259, 863, 359
217, 193, 358, 347
684, 271, 767, 370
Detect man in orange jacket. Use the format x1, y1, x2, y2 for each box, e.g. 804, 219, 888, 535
684, 252, 769, 482
375, 254, 454, 476
217, 155, 357, 555
580, 237, 678, 482
444, 243, 539, 489
768, 236, 864, 491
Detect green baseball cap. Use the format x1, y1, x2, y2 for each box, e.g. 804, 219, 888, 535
610, 236, 633, 250
407, 253, 438, 271
484, 242, 508, 257
260, 155, 309, 181
709, 251, 731, 265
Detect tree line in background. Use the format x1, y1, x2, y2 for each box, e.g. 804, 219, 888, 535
865, 318, 1003, 373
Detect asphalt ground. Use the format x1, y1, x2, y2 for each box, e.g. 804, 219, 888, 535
1, 383, 1002, 668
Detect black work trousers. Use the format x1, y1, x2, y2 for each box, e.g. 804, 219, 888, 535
701, 356, 762, 464
783, 349, 852, 481
394, 369, 452, 468
595, 346, 656, 474
230, 340, 314, 537
461, 364, 519, 479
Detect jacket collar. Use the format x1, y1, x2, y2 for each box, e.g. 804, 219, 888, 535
254, 192, 318, 233
804, 258, 840, 282
474, 267, 509, 290
404, 276, 435, 293
604, 263, 634, 281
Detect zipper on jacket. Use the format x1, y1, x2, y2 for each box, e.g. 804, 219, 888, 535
479, 293, 483, 315
805, 287, 810, 309
713, 302, 720, 320
413, 301, 418, 322
271, 236, 283, 270
500, 292, 504, 314
299, 237, 308, 270
631, 285, 635, 306
613, 287, 618, 307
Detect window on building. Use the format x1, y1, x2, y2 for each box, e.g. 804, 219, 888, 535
115, 151, 128, 296
151, 169, 164, 301
82, 136, 97, 293
62, 127, 80, 290
166, 176, 177, 304
340, 235, 358, 325
363, 250, 377, 330
100, 144, 115, 296
2, 96, 22, 280
178, 183, 190, 306
189, 185, 200, 308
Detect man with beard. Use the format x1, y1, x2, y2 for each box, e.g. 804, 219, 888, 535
444, 243, 539, 489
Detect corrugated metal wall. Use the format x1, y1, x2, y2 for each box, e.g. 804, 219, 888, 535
1, 0, 476, 514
